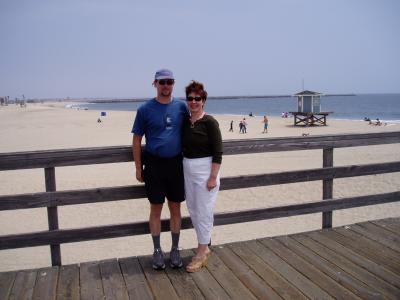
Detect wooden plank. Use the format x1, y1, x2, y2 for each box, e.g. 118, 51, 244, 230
0, 132, 399, 170
79, 261, 104, 300
384, 217, 400, 224
229, 242, 307, 300
293, 233, 399, 300
308, 231, 400, 289
248, 240, 333, 300
377, 217, 400, 227
0, 185, 147, 210
331, 228, 400, 274
45, 167, 61, 267
0, 217, 188, 249
32, 267, 59, 300
137, 255, 180, 300
322, 147, 333, 228
2, 191, 399, 250
372, 218, 400, 236
2, 161, 400, 211
0, 146, 133, 170
276, 235, 386, 300
220, 161, 400, 191
213, 245, 281, 300
99, 259, 128, 300
203, 247, 257, 300
212, 191, 400, 227
0, 271, 17, 300
164, 250, 204, 300
9, 270, 37, 300
56, 264, 79, 300
261, 237, 359, 299
119, 257, 153, 300
355, 222, 400, 252
183, 250, 231, 300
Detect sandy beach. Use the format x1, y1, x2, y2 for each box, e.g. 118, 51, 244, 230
0, 102, 399, 272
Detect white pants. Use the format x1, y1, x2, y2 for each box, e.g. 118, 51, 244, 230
183, 157, 220, 245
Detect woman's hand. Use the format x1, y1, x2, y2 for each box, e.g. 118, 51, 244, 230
207, 176, 217, 191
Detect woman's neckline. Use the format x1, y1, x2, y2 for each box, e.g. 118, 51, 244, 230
190, 112, 207, 127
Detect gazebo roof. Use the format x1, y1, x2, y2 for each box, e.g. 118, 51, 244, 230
294, 90, 322, 96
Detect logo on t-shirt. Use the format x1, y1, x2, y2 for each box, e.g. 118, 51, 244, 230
165, 114, 173, 130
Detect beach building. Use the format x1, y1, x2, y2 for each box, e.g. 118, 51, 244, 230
291, 90, 331, 126
295, 90, 322, 113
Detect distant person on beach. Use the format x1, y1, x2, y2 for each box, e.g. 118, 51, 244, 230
262, 115, 269, 133
182, 80, 222, 272
132, 69, 189, 270
229, 120, 234, 132
242, 118, 247, 133
239, 120, 243, 133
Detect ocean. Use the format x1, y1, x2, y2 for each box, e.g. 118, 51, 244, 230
69, 93, 400, 123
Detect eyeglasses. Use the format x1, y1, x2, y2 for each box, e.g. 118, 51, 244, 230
186, 96, 203, 102
158, 79, 175, 86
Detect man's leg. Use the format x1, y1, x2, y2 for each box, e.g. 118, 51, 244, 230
149, 203, 163, 237
168, 201, 183, 268
168, 201, 181, 234
149, 203, 165, 270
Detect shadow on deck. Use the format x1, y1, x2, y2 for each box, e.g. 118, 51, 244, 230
1, 217, 400, 299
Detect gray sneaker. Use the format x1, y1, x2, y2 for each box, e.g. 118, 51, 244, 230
170, 247, 183, 268
152, 248, 166, 270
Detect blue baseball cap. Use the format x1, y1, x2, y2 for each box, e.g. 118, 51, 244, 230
154, 69, 174, 80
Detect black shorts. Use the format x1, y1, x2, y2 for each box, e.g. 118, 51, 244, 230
142, 152, 185, 204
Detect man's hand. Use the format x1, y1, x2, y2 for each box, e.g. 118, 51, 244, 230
133, 135, 144, 182
136, 168, 144, 182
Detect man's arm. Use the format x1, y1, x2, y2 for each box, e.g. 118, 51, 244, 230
132, 134, 144, 182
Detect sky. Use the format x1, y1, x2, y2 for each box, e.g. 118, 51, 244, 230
0, 0, 399, 99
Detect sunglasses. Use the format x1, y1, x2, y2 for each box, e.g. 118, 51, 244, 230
158, 79, 175, 86
186, 96, 203, 102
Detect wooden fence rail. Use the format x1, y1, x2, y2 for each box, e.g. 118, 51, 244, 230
0, 132, 399, 266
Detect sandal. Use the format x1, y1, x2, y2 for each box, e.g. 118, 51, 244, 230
186, 255, 209, 273
194, 248, 212, 258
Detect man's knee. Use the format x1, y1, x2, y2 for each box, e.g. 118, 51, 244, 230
168, 201, 181, 216
150, 203, 163, 218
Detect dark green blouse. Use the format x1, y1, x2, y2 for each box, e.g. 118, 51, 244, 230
182, 114, 223, 164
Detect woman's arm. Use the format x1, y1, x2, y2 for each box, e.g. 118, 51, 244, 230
207, 117, 223, 190
207, 162, 221, 191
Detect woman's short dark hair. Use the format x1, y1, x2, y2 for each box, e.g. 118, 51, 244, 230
185, 80, 208, 101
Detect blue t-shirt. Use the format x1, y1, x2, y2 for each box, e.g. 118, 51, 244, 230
132, 98, 189, 157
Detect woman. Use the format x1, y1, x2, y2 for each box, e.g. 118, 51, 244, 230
182, 81, 223, 273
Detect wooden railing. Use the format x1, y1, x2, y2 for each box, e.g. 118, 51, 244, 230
0, 132, 399, 266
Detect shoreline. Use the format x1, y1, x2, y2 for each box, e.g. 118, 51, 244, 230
62, 101, 400, 125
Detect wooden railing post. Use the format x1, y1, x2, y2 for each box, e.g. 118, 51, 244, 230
322, 148, 334, 228
45, 167, 61, 266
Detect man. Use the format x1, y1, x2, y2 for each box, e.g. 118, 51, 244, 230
132, 69, 188, 270
242, 118, 247, 133
229, 120, 233, 132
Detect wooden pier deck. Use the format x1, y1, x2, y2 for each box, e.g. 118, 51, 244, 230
1, 217, 399, 299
